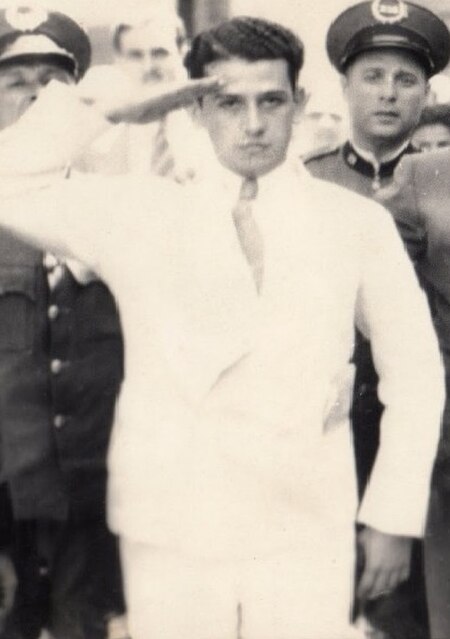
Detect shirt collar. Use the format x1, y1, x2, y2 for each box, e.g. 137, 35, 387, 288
198, 152, 306, 204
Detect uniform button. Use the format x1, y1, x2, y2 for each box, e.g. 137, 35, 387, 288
50, 359, 63, 375
53, 414, 66, 429
48, 305, 59, 320
38, 564, 49, 577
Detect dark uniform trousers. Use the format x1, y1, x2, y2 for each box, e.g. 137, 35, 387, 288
0, 228, 125, 639
306, 143, 429, 639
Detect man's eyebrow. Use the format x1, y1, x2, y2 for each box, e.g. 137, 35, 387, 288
212, 91, 240, 99
261, 89, 289, 96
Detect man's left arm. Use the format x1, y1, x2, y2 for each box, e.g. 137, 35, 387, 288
354, 204, 445, 600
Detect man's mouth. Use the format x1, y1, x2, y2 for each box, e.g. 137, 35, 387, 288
374, 110, 400, 120
240, 143, 269, 152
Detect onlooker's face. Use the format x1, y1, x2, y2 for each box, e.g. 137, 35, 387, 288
116, 24, 183, 86
342, 49, 429, 149
412, 122, 450, 152
0, 60, 73, 130
197, 57, 301, 178
303, 110, 343, 150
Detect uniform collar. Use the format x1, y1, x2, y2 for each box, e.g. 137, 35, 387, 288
343, 139, 416, 188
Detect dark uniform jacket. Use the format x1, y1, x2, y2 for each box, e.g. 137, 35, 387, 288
305, 141, 416, 493
0, 228, 123, 526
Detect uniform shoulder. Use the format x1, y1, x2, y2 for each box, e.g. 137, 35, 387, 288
302, 144, 341, 166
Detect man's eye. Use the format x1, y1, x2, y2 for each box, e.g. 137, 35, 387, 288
151, 48, 170, 59
127, 50, 144, 60
217, 97, 240, 109
398, 76, 417, 87
261, 95, 285, 107
363, 72, 381, 82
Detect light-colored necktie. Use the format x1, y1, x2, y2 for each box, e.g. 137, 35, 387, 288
150, 118, 175, 177
232, 177, 264, 294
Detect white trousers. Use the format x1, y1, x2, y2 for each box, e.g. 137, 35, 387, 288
120, 538, 363, 639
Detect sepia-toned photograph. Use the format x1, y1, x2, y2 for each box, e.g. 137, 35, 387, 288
0, 1, 449, 637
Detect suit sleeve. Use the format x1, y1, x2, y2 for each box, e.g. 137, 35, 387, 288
355, 204, 444, 537
377, 155, 426, 263
0, 81, 109, 176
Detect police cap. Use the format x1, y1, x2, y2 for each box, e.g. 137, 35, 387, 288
0, 5, 91, 79
327, 0, 450, 77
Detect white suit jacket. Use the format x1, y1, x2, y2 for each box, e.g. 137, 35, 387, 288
0, 156, 445, 562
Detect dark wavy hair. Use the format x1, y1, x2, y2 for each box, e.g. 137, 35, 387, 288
184, 16, 304, 92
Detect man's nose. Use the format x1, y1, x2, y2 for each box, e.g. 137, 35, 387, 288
142, 53, 159, 72
380, 76, 397, 101
245, 104, 265, 135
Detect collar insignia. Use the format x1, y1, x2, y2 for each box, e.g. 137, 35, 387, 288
371, 0, 408, 24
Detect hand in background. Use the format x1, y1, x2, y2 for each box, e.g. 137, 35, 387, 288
356, 526, 413, 603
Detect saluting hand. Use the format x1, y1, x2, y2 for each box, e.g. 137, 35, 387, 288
80, 77, 221, 125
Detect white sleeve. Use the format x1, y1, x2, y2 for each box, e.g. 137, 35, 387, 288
0, 174, 182, 282
0, 81, 110, 176
355, 204, 445, 537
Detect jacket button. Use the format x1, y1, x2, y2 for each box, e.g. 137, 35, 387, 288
50, 359, 63, 375
48, 305, 59, 320
53, 414, 66, 429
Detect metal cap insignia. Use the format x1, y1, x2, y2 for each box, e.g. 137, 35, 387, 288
371, 0, 408, 24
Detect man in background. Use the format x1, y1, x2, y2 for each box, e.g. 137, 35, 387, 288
0, 6, 125, 638
304, 2, 450, 637
76, 7, 205, 179
412, 103, 450, 152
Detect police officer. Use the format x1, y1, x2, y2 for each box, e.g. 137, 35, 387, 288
306, 0, 449, 196
305, 2, 450, 638
0, 6, 125, 639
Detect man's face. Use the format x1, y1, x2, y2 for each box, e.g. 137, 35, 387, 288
342, 49, 429, 148
412, 122, 450, 152
197, 57, 300, 178
0, 60, 73, 130
116, 24, 183, 86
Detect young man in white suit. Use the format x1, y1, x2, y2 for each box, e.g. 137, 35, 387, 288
0, 16, 445, 639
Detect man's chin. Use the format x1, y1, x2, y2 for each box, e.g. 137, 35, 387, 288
369, 124, 407, 140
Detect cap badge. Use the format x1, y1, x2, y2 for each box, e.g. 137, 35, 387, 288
371, 0, 408, 24
5, 4, 48, 32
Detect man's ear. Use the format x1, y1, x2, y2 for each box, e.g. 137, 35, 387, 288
293, 86, 307, 122
340, 73, 348, 97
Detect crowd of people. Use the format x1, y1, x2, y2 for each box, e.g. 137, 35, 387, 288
0, 1, 449, 638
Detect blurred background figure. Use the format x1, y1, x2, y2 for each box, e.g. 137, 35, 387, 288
113, 6, 187, 86
293, 88, 347, 157
75, 6, 206, 180
412, 103, 450, 152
